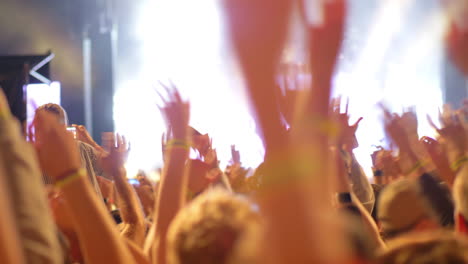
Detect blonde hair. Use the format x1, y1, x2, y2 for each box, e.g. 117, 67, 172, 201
376, 231, 468, 264
36, 103, 68, 126
167, 188, 261, 264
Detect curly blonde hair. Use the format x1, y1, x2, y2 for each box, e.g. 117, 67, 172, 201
167, 188, 261, 264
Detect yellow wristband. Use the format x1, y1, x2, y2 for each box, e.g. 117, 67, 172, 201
166, 139, 190, 150
54, 168, 85, 188
451, 156, 468, 171
405, 161, 426, 176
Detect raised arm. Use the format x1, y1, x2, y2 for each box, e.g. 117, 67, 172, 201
100, 133, 146, 246
0, 89, 63, 264
148, 85, 190, 264
0, 158, 25, 264
383, 110, 427, 178
73, 124, 106, 153
223, 0, 349, 263
332, 99, 374, 213
33, 111, 135, 264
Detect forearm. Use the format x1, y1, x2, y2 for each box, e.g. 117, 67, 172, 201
62, 175, 134, 264
310, 76, 332, 117
258, 182, 325, 264
0, 117, 63, 264
245, 75, 287, 153
154, 147, 189, 264
347, 152, 375, 213
398, 145, 426, 176
0, 160, 26, 264
125, 239, 151, 264
113, 167, 146, 244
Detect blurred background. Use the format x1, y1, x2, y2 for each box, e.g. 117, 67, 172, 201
0, 0, 466, 178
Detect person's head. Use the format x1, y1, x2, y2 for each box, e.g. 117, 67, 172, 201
35, 103, 68, 127
375, 231, 468, 264
453, 166, 468, 235
378, 179, 439, 240
167, 188, 261, 264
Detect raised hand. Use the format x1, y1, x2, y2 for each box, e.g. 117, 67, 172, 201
371, 148, 401, 184
33, 111, 81, 179
222, 0, 291, 152
382, 109, 411, 151
400, 110, 419, 137
222, 0, 292, 73
100, 133, 129, 176
151, 82, 191, 264
231, 144, 241, 165
157, 82, 190, 140
72, 124, 105, 152
305, 0, 346, 82
428, 105, 467, 167
34, 108, 135, 264
276, 64, 311, 127
204, 147, 218, 168
331, 98, 363, 151
420, 136, 456, 186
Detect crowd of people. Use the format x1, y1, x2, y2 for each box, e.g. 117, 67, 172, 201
1, 0, 468, 263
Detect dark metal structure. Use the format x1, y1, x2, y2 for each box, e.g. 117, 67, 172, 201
0, 53, 53, 123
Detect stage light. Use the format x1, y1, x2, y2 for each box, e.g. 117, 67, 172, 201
115, 0, 446, 181
114, 0, 264, 178
337, 0, 445, 178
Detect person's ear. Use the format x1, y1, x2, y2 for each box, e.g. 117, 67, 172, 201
456, 213, 468, 235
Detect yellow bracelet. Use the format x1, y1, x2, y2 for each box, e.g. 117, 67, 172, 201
405, 161, 426, 176
166, 139, 191, 150
451, 156, 468, 171
54, 168, 85, 188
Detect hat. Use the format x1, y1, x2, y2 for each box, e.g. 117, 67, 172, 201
378, 179, 434, 234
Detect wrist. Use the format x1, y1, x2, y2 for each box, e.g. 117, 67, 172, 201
166, 138, 191, 150
54, 168, 85, 188
110, 166, 126, 178
451, 155, 468, 171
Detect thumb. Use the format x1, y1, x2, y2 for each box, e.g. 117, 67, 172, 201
351, 117, 363, 128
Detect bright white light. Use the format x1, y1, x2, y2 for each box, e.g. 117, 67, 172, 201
117, 0, 446, 181
26, 82, 61, 126
337, 0, 445, 179
115, 0, 264, 175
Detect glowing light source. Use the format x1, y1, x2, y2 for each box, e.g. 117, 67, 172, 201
115, 0, 446, 181
115, 0, 264, 175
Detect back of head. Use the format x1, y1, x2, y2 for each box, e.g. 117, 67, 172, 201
36, 103, 68, 126
376, 231, 468, 264
377, 178, 437, 239
167, 188, 261, 264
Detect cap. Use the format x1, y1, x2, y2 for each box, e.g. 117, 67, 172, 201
378, 179, 434, 234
